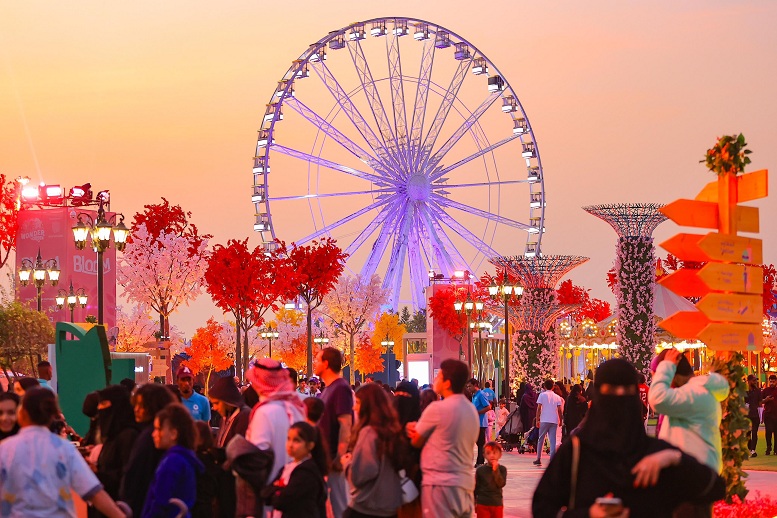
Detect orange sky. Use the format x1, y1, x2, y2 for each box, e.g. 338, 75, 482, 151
2, 1, 776, 337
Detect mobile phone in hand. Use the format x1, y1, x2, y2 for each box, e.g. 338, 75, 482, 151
595, 496, 623, 507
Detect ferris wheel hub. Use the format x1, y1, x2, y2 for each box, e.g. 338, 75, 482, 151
406, 173, 431, 202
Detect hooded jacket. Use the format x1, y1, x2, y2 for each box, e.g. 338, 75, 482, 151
142, 445, 205, 518
648, 361, 729, 472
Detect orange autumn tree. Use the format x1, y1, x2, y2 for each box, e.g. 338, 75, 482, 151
372, 312, 406, 360
352, 333, 384, 380
183, 317, 232, 395
278, 334, 308, 373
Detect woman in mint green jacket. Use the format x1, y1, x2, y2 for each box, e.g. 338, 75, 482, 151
648, 349, 729, 472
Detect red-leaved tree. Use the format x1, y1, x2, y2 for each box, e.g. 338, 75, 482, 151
0, 174, 19, 270
286, 238, 348, 376
205, 239, 294, 380
427, 286, 467, 340
183, 317, 232, 394
131, 197, 210, 253
556, 279, 612, 322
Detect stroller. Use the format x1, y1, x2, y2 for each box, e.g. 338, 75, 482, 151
497, 408, 524, 452
522, 425, 539, 454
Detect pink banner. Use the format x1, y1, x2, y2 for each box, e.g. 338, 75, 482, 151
16, 207, 117, 330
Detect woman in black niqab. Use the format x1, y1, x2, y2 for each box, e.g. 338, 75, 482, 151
94, 385, 140, 507
575, 359, 649, 463
532, 359, 725, 518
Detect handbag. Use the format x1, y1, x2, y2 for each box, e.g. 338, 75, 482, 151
398, 469, 419, 504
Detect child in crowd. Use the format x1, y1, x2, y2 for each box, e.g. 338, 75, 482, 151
303, 396, 325, 426
475, 441, 507, 518
487, 405, 497, 441
143, 403, 204, 518
495, 399, 510, 438
268, 421, 328, 517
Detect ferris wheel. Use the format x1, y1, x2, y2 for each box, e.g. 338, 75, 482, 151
251, 17, 546, 309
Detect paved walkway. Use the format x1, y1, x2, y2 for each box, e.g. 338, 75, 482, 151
498, 447, 777, 517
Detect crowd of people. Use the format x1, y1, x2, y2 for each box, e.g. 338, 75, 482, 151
0, 346, 770, 517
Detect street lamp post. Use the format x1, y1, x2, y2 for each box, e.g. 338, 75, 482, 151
454, 291, 478, 372
313, 329, 329, 349
72, 195, 129, 326
18, 249, 60, 312
380, 334, 395, 385
260, 324, 279, 359
55, 280, 88, 322
489, 270, 523, 401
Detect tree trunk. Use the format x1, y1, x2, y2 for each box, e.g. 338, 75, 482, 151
242, 324, 249, 378
205, 368, 212, 396
159, 313, 165, 341
306, 308, 313, 377
235, 324, 242, 382
29, 355, 37, 377
349, 332, 355, 385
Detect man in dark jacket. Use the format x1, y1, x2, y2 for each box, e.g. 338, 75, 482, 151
747, 375, 762, 456
210, 376, 251, 517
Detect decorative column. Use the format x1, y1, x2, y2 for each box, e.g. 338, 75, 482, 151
583, 204, 667, 376
490, 255, 588, 389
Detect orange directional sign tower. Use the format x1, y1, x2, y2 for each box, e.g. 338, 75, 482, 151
658, 169, 768, 351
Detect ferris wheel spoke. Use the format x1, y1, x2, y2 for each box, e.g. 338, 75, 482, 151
420, 207, 466, 274
424, 92, 501, 171
429, 123, 518, 181
270, 187, 395, 202
297, 198, 389, 244
347, 40, 400, 163
407, 224, 427, 309
386, 31, 409, 157
409, 39, 436, 164
345, 200, 401, 257
309, 60, 401, 177
283, 97, 383, 170
431, 193, 531, 231
360, 201, 405, 281
434, 180, 527, 191
415, 58, 472, 169
271, 144, 390, 185
384, 204, 414, 298
428, 204, 499, 259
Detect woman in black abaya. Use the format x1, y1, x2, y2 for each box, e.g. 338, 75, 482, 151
532, 359, 725, 518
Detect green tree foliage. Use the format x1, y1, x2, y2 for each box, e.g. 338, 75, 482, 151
0, 300, 55, 379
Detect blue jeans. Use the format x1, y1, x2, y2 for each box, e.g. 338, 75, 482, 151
536, 422, 557, 461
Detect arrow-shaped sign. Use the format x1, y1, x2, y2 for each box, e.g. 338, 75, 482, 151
697, 263, 763, 294
695, 169, 768, 203
660, 233, 762, 264
696, 293, 763, 324
660, 200, 759, 233
660, 263, 763, 298
659, 311, 709, 340
698, 323, 763, 352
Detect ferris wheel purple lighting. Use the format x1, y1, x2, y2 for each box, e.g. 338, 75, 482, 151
251, 17, 547, 309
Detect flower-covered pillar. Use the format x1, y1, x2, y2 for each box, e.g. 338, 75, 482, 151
490, 255, 589, 390
583, 204, 667, 376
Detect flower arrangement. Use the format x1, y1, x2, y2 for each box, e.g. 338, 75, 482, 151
701, 133, 751, 176
614, 236, 656, 378
710, 352, 750, 503
713, 492, 777, 518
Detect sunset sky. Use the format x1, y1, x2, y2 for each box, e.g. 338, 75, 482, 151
2, 1, 776, 338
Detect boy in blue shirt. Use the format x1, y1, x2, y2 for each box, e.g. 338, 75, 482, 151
177, 365, 211, 422
468, 378, 491, 467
